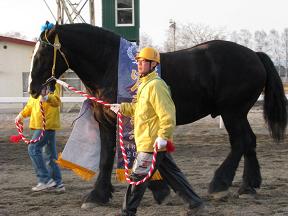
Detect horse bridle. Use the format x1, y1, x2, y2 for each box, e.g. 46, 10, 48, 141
38, 30, 70, 87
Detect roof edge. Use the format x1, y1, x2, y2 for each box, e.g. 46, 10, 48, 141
0, 35, 36, 46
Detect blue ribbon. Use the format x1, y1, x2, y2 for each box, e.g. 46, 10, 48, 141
41, 22, 54, 32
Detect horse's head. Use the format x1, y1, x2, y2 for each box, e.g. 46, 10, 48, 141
29, 24, 69, 98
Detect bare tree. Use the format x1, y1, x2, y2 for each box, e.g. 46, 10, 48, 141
237, 29, 253, 48
139, 32, 153, 49
268, 29, 283, 72
163, 22, 226, 52
139, 32, 163, 52
281, 28, 288, 81
254, 30, 269, 52
230, 31, 240, 43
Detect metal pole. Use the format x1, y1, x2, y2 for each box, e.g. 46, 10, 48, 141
56, 0, 63, 24
89, 0, 95, 25
60, 0, 74, 23
169, 20, 176, 51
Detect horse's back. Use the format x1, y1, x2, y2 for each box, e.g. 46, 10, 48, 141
160, 40, 266, 124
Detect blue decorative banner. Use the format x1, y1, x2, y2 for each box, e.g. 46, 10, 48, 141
116, 38, 139, 175
116, 38, 161, 182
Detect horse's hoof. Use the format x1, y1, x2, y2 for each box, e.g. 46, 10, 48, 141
238, 185, 257, 199
81, 202, 98, 209
209, 190, 230, 201
238, 193, 257, 199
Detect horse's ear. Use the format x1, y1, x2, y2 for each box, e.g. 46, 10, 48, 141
53, 22, 60, 34
47, 23, 58, 38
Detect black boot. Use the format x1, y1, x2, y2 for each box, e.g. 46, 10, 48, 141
121, 174, 148, 216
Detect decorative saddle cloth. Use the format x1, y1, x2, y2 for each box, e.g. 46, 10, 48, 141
56, 99, 101, 180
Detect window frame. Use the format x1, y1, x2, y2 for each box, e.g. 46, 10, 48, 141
115, 0, 135, 27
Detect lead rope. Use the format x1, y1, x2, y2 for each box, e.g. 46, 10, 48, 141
55, 78, 158, 185
15, 101, 46, 144
117, 112, 158, 185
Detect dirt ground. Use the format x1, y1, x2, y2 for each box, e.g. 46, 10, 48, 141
0, 109, 287, 216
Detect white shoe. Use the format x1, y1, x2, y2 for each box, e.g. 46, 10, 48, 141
52, 183, 65, 192
32, 179, 56, 192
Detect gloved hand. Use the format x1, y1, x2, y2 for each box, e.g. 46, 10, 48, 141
15, 113, 23, 122
41, 86, 50, 96
40, 95, 49, 102
110, 104, 120, 114
153, 137, 167, 150
40, 87, 49, 102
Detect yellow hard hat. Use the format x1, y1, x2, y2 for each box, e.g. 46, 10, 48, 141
135, 47, 160, 63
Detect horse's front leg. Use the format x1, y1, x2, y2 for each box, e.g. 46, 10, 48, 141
82, 122, 116, 208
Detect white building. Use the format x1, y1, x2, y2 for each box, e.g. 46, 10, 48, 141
0, 36, 36, 110
0, 35, 83, 112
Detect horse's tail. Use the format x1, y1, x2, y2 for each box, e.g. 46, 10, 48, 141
256, 52, 287, 142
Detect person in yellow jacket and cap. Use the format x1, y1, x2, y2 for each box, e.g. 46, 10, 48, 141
15, 84, 64, 192
110, 47, 203, 216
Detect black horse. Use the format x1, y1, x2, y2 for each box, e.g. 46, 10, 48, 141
29, 23, 287, 206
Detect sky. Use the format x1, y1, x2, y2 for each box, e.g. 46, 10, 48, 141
1, 0, 288, 46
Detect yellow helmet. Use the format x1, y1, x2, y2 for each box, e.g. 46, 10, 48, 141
135, 47, 160, 63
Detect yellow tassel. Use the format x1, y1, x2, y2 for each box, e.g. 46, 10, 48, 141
116, 169, 162, 183
56, 153, 96, 181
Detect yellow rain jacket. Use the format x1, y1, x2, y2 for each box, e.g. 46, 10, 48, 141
21, 84, 61, 130
121, 71, 176, 152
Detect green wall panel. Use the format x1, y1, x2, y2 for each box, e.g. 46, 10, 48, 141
102, 0, 139, 42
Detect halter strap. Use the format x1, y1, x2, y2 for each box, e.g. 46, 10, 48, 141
41, 30, 70, 86
51, 34, 70, 77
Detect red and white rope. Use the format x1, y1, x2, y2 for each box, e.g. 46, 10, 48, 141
117, 112, 158, 185
56, 79, 110, 106
15, 101, 46, 144
56, 78, 158, 185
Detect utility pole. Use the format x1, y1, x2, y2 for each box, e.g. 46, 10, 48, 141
56, 0, 64, 24
89, 0, 95, 26
169, 19, 176, 51
54, 0, 95, 25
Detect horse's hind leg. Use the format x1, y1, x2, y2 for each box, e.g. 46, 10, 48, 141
209, 114, 260, 198
238, 122, 262, 196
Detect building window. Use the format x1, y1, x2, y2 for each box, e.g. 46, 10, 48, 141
61, 69, 84, 96
22, 70, 84, 97
115, 0, 134, 26
22, 72, 30, 97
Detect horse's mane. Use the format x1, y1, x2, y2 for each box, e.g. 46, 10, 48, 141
56, 23, 121, 51
60, 23, 119, 38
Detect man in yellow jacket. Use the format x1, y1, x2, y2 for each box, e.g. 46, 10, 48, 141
15, 84, 64, 192
110, 47, 203, 216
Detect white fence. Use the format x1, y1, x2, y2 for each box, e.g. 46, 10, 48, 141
218, 94, 288, 128
0, 97, 85, 103
1, 95, 287, 128
0, 97, 85, 113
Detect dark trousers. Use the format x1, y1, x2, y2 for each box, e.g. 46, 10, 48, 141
122, 152, 202, 216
